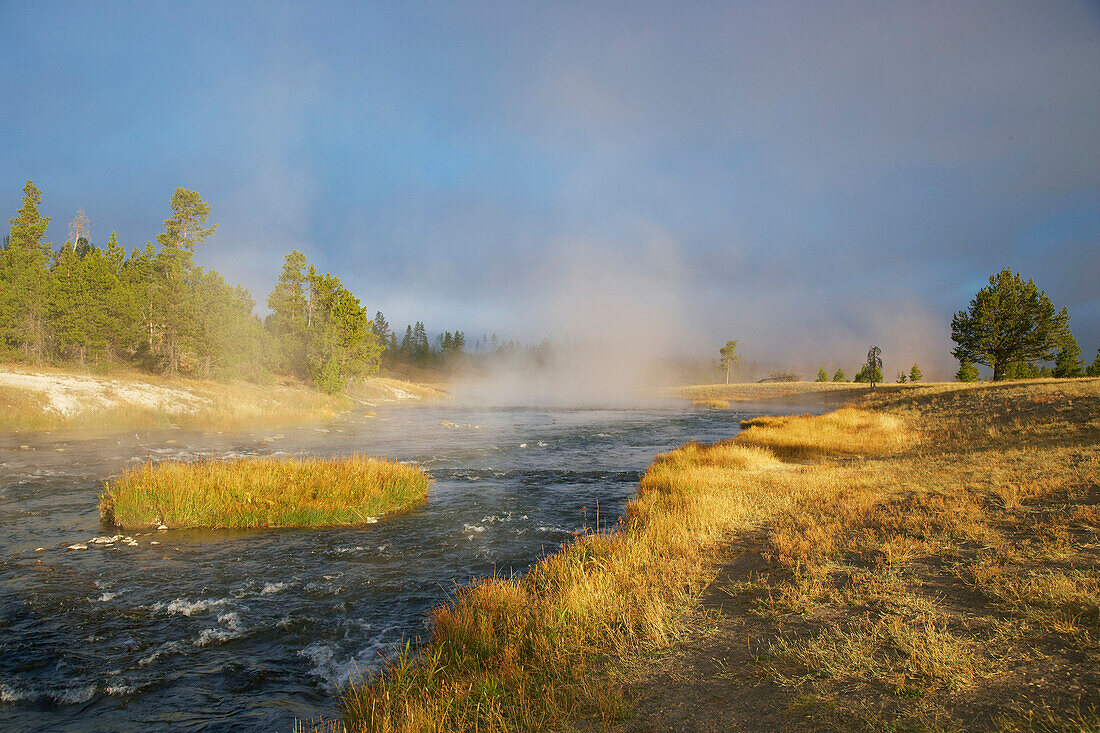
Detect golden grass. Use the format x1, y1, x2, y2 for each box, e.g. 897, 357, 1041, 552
0, 363, 446, 434
325, 377, 1100, 733
337, 438, 796, 731
737, 407, 915, 458
100, 454, 429, 530
691, 399, 730, 409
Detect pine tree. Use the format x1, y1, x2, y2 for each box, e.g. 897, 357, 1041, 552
1086, 350, 1100, 378
153, 188, 217, 374
194, 269, 267, 379
832, 368, 845, 382
816, 367, 828, 382
1004, 362, 1040, 380
909, 363, 922, 383
1052, 333, 1084, 378
956, 358, 979, 382
951, 269, 1071, 381
121, 242, 161, 364
719, 340, 738, 383
864, 346, 883, 389
266, 250, 309, 376
413, 321, 429, 363
1, 181, 52, 358
896, 371, 907, 383
372, 311, 391, 345
304, 269, 382, 392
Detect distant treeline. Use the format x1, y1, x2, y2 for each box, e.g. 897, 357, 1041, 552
0, 181, 481, 393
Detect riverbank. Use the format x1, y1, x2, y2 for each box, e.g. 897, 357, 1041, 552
0, 364, 448, 434
331, 378, 1099, 732
101, 455, 429, 530
672, 380, 883, 408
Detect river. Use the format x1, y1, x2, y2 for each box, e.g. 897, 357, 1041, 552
0, 401, 794, 731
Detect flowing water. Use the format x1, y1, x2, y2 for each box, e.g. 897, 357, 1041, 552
0, 402, 799, 731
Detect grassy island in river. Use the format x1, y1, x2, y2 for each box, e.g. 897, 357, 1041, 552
100, 454, 429, 530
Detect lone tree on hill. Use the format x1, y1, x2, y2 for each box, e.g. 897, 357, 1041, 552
719, 340, 738, 384
951, 269, 1070, 381
865, 345, 883, 390
909, 363, 922, 382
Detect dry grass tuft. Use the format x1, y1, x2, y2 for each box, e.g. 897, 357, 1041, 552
100, 454, 429, 530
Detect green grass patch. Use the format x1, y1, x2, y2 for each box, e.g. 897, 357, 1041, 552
99, 454, 429, 530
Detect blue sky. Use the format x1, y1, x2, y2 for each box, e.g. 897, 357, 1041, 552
2, 1, 1098, 377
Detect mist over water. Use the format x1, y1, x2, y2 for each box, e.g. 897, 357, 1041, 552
452, 239, 710, 406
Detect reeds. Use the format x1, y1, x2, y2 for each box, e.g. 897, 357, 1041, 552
100, 454, 429, 530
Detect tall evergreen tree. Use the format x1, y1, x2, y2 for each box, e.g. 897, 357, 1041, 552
266, 250, 310, 375
372, 311, 391, 346
1086, 349, 1100, 378
1052, 333, 1085, 378
1, 181, 52, 358
719, 340, 738, 384
909, 363, 922, 382
832, 367, 846, 382
413, 321, 430, 363
153, 188, 218, 374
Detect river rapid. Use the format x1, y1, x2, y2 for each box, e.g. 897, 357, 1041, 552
0, 402, 797, 731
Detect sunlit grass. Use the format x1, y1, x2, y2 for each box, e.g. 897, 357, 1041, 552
691, 398, 730, 409
737, 407, 914, 458
326, 377, 1100, 733
337, 432, 804, 730
100, 454, 429, 530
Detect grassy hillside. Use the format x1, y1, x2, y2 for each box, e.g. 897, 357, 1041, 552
330, 378, 1099, 732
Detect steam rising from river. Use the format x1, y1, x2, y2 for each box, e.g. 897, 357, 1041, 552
451, 237, 707, 406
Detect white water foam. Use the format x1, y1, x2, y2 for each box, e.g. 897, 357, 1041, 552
0, 682, 97, 705
138, 641, 183, 666
193, 612, 245, 647
151, 597, 230, 616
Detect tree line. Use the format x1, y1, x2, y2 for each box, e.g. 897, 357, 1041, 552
723, 268, 1098, 385
0, 181, 473, 393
